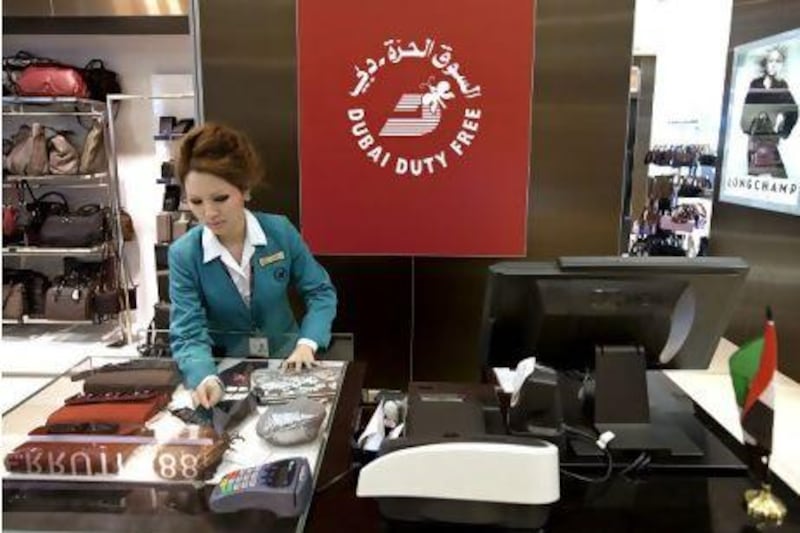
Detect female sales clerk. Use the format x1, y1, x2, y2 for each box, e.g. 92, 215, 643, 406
168, 122, 337, 408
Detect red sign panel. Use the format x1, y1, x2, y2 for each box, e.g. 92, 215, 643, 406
298, 0, 535, 256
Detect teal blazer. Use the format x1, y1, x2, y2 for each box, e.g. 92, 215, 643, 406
168, 212, 337, 388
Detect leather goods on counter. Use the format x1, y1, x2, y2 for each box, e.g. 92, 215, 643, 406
47, 390, 169, 426
4, 423, 151, 476
71, 358, 177, 380
82, 369, 179, 394
153, 425, 231, 481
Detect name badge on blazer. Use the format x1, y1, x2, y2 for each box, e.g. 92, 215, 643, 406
259, 251, 285, 267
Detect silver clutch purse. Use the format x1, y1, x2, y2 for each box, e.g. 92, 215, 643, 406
255, 397, 327, 446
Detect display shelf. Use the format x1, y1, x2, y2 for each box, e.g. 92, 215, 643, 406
3, 94, 131, 343
2, 318, 96, 326
3, 173, 109, 187
1, 243, 110, 256
2, 96, 105, 116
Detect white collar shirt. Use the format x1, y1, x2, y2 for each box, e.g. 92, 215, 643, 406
202, 209, 266, 307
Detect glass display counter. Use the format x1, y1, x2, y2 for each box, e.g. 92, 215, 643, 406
2, 355, 349, 532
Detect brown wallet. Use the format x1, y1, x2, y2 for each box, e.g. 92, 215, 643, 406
82, 368, 180, 394
47, 391, 169, 426
153, 426, 231, 481
4, 423, 152, 476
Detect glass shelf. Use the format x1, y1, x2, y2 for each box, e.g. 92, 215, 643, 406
2, 243, 110, 256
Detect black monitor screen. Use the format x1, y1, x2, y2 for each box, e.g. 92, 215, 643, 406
480, 257, 750, 372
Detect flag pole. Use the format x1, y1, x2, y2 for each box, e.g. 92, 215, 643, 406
742, 307, 786, 526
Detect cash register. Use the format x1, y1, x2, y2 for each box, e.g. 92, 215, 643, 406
357, 256, 749, 528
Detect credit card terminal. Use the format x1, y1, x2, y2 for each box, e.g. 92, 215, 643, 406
209, 457, 313, 516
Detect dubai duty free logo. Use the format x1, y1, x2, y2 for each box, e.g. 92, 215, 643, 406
347, 38, 483, 178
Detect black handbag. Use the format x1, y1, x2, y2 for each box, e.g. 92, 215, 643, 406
5, 268, 51, 317
82, 59, 121, 103
38, 204, 106, 248
749, 112, 774, 136
20, 185, 69, 245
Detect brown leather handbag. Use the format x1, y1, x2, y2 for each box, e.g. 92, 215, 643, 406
48, 131, 80, 175
5, 125, 32, 176
44, 280, 95, 321
3, 282, 25, 319
79, 118, 107, 174
27, 123, 49, 176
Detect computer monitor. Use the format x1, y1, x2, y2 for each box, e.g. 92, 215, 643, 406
479, 256, 749, 456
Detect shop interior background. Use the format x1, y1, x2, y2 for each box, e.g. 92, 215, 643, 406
1, 0, 799, 399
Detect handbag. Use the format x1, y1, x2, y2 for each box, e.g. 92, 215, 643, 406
15, 64, 89, 98
120, 209, 135, 241
48, 131, 80, 175
92, 255, 121, 316
5, 125, 32, 175
2, 51, 56, 96
750, 140, 781, 168
38, 204, 107, 248
3, 282, 25, 319
44, 277, 95, 321
82, 59, 121, 103
27, 123, 49, 176
3, 203, 20, 239
5, 268, 51, 317
79, 118, 107, 174
21, 187, 69, 245
749, 112, 774, 136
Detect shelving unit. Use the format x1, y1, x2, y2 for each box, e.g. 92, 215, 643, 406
105, 90, 195, 343
2, 243, 110, 256
3, 318, 96, 326
2, 96, 106, 116
2, 96, 131, 342
3, 173, 109, 187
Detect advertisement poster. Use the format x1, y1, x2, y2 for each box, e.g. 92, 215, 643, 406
720, 28, 800, 216
298, 0, 535, 255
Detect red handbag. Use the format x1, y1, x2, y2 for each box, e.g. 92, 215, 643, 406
15, 65, 89, 98
3, 204, 18, 237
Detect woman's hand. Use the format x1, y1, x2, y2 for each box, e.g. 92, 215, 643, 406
192, 376, 224, 408
282, 344, 317, 372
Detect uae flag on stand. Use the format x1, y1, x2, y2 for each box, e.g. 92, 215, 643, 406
729, 308, 778, 473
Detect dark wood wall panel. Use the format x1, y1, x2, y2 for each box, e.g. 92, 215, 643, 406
196, 0, 635, 387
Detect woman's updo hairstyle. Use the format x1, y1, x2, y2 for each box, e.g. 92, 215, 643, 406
176, 122, 264, 191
